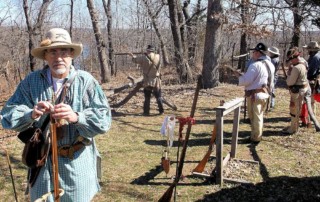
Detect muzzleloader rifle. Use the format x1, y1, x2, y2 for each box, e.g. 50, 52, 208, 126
158, 75, 202, 202
192, 126, 216, 174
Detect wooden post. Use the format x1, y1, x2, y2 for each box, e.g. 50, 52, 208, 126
215, 110, 224, 186
231, 106, 241, 158
213, 97, 244, 186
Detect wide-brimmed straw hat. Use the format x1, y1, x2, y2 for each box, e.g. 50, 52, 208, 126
302, 41, 320, 51
268, 46, 280, 56
31, 28, 83, 60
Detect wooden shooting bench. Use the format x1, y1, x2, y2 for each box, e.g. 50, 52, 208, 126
193, 97, 260, 186
214, 97, 244, 186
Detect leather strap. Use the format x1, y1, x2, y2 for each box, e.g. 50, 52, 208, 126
58, 142, 85, 159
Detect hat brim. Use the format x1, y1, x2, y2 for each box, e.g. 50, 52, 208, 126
31, 43, 83, 60
302, 46, 320, 51
268, 50, 280, 55
250, 48, 267, 54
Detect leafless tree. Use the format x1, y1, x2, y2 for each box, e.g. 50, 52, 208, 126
167, 0, 193, 82
23, 0, 53, 71
87, 0, 110, 83
142, 0, 170, 66
69, 0, 74, 38
102, 0, 115, 76
182, 0, 206, 67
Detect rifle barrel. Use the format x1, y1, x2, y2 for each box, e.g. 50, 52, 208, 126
114, 52, 143, 55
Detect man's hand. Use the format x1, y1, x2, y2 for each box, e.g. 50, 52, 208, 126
224, 65, 243, 77
233, 70, 243, 77
51, 103, 78, 124
32, 101, 54, 120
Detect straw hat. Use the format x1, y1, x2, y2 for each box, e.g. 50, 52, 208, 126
31, 28, 83, 60
302, 41, 320, 51
268, 46, 280, 56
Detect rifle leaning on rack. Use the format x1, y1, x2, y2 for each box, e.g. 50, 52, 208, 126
158, 75, 202, 202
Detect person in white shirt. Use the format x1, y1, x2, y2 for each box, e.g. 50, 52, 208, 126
233, 43, 275, 144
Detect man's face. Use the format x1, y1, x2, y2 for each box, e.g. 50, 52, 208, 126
44, 48, 74, 78
251, 50, 260, 61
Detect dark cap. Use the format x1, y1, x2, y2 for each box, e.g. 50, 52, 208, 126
250, 43, 268, 54
146, 45, 155, 52
286, 47, 300, 62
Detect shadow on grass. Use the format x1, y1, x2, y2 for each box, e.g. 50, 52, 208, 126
196, 176, 320, 202
197, 143, 319, 201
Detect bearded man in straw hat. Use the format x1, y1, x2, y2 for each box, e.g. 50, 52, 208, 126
282, 47, 320, 134
1, 28, 112, 201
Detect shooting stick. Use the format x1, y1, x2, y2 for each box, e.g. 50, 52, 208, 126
158, 75, 202, 202
2, 147, 18, 202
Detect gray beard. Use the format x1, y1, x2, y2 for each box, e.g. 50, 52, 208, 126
53, 68, 67, 75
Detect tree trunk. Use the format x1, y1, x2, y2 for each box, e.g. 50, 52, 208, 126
183, 0, 204, 68
201, 0, 223, 89
102, 0, 115, 76
87, 0, 110, 83
291, 0, 302, 47
167, 0, 193, 82
23, 0, 53, 72
238, 0, 249, 71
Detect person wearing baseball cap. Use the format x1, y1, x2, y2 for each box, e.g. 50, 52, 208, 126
233, 42, 275, 144
282, 47, 320, 134
1, 28, 112, 201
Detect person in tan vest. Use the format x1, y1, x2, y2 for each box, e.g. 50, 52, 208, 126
129, 45, 164, 115
282, 47, 320, 134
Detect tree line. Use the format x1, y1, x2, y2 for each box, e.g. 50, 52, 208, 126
0, 0, 320, 92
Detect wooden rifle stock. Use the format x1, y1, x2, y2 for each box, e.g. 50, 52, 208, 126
158, 75, 202, 202
192, 126, 216, 173
50, 117, 60, 202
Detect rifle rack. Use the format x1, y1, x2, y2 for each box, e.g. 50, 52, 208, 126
193, 97, 256, 186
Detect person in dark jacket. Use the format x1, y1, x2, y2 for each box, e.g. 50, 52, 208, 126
268, 46, 280, 109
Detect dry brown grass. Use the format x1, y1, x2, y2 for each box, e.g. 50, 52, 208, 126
1, 69, 320, 201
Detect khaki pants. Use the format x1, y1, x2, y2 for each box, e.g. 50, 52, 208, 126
247, 97, 268, 142
288, 91, 304, 133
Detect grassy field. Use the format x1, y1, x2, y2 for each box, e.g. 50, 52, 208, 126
1, 72, 320, 201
